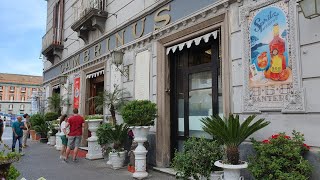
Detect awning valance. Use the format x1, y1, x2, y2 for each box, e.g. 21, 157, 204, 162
52, 84, 60, 89
166, 30, 219, 55
86, 69, 104, 79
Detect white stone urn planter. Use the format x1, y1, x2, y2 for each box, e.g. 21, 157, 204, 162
49, 135, 56, 146
131, 126, 150, 179
214, 161, 248, 180
109, 151, 126, 169
86, 119, 103, 160
54, 125, 62, 150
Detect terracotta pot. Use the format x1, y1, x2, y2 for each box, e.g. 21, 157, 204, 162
30, 130, 36, 140
128, 165, 135, 173
35, 133, 41, 141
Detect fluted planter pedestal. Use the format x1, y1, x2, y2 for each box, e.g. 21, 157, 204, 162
214, 160, 248, 180
49, 136, 56, 146
131, 126, 150, 179
86, 119, 103, 160
55, 126, 62, 150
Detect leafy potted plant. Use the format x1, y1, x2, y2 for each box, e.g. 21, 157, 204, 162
172, 137, 223, 180
47, 93, 63, 115
85, 114, 104, 159
120, 100, 157, 179
30, 114, 44, 141
90, 84, 128, 125
44, 112, 59, 122
201, 114, 270, 180
248, 130, 312, 180
34, 123, 50, 143
97, 123, 129, 169
31, 114, 49, 143
0, 143, 20, 179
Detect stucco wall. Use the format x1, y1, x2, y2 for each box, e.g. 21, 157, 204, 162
229, 1, 320, 146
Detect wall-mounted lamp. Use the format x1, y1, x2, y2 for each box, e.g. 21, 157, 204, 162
111, 50, 129, 78
59, 75, 68, 85
64, 38, 80, 42
298, 0, 320, 19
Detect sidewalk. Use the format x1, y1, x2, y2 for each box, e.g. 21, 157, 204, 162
3, 128, 175, 180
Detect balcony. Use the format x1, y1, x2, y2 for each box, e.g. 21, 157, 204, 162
71, 0, 108, 44
42, 27, 64, 61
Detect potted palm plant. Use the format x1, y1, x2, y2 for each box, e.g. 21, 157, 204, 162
201, 114, 270, 180
31, 113, 49, 143
47, 93, 63, 115
90, 84, 128, 125
98, 123, 129, 169
120, 100, 157, 179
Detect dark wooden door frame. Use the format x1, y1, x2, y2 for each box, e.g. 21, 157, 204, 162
170, 32, 220, 156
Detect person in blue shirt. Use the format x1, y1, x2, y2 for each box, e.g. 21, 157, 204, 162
12, 116, 24, 153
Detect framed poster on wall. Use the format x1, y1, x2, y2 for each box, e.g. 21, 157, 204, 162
240, 0, 305, 113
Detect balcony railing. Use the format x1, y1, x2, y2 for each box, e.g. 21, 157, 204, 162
42, 27, 63, 54
73, 0, 107, 23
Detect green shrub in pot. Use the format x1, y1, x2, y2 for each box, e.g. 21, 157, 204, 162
98, 123, 129, 154
248, 131, 312, 180
85, 114, 104, 121
44, 112, 59, 122
97, 123, 112, 155
171, 137, 223, 180
120, 100, 157, 126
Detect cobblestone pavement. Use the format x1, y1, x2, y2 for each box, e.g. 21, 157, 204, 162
2, 127, 175, 180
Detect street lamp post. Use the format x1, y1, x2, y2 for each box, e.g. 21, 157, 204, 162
298, 0, 320, 19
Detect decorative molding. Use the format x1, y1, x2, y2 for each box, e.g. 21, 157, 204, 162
240, 0, 305, 113
43, 0, 232, 85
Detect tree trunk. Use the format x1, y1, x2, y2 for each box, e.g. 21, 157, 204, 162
110, 104, 116, 125
226, 146, 240, 165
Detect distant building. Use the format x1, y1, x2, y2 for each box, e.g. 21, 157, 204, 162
0, 73, 42, 117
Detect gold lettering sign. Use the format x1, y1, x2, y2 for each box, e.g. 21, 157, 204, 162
115, 30, 125, 47
132, 18, 146, 39
73, 54, 80, 67
94, 44, 101, 57
106, 37, 110, 52
154, 5, 171, 31
84, 50, 90, 62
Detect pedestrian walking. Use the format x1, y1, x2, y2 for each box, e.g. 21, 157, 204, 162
12, 116, 24, 153
22, 114, 31, 148
64, 108, 84, 162
0, 117, 3, 143
59, 114, 68, 159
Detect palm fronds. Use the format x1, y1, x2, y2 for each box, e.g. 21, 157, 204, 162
201, 114, 270, 164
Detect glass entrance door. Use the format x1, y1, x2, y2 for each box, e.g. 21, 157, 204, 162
170, 31, 222, 153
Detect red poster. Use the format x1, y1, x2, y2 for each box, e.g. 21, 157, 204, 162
73, 77, 80, 109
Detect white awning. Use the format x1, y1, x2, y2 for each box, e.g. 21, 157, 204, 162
86, 69, 104, 79
52, 84, 60, 89
166, 30, 219, 55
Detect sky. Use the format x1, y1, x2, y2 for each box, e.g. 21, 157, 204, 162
0, 0, 47, 76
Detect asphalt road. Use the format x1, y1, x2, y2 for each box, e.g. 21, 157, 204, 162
1, 127, 175, 180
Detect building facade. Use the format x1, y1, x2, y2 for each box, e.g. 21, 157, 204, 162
0, 73, 42, 116
41, 0, 320, 177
